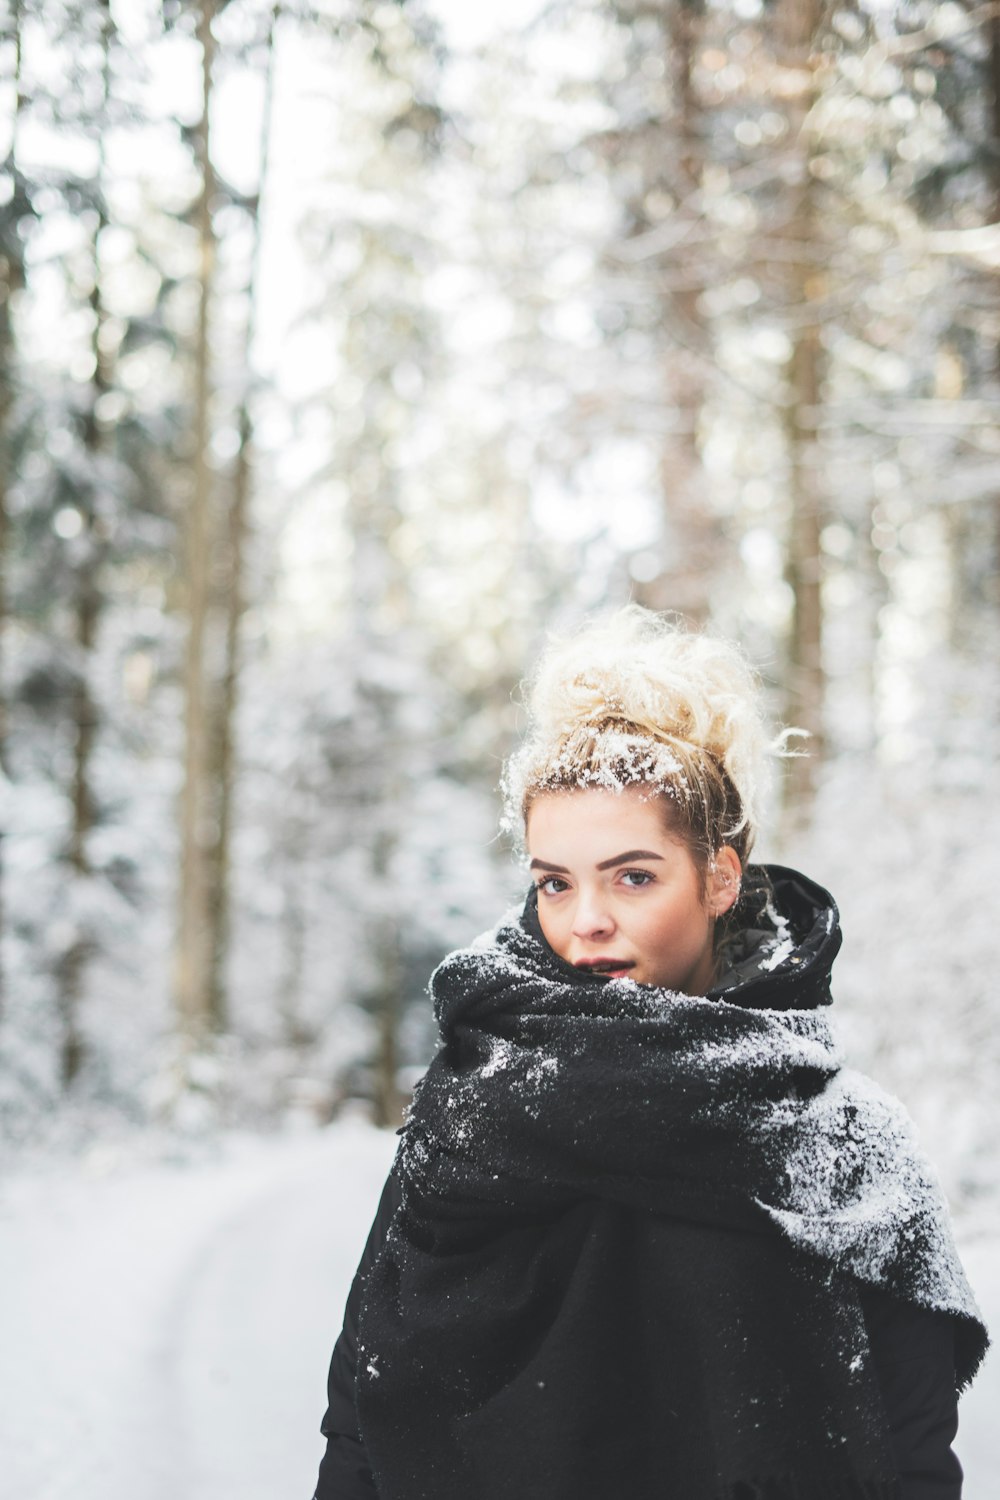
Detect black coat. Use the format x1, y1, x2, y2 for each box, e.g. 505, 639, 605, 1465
313, 1167, 963, 1500
311, 872, 969, 1499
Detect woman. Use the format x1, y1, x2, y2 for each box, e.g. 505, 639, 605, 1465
312, 608, 987, 1500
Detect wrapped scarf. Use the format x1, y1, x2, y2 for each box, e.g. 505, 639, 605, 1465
356, 867, 987, 1500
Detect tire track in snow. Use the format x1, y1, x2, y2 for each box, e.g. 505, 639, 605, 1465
144, 1124, 396, 1500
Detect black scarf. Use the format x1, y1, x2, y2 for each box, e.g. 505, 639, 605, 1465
356, 866, 987, 1500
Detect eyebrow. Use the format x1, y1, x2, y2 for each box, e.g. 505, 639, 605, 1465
529, 849, 665, 874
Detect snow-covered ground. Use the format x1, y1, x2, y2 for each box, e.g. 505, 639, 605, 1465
1, 1121, 996, 1499
1, 1122, 397, 1500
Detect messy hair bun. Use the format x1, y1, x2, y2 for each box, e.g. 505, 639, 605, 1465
501, 606, 777, 866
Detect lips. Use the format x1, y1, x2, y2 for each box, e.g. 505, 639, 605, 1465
575, 958, 635, 977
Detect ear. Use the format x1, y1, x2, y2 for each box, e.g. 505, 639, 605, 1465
707, 846, 742, 916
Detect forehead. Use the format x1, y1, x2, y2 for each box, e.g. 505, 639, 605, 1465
526, 785, 669, 853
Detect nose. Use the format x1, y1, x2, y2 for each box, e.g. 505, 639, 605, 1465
571, 886, 615, 941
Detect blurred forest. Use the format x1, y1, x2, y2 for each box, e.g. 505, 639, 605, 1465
0, 0, 997, 1204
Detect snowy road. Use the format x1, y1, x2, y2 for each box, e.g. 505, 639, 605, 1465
1, 1124, 397, 1500
1, 1122, 996, 1499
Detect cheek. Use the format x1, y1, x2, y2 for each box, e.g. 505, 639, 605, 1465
648, 891, 709, 946
539, 912, 575, 965
535, 901, 562, 949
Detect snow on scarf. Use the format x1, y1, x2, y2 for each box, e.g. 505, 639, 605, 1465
356, 867, 987, 1500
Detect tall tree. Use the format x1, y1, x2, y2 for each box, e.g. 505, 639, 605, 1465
774, 0, 826, 812
918, 2, 1000, 638
0, 0, 28, 1020
56, 0, 116, 1085
606, 0, 732, 622
204, 0, 278, 1030
294, 0, 448, 1123
175, 0, 219, 1041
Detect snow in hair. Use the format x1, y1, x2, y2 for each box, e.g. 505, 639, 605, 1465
501, 607, 774, 862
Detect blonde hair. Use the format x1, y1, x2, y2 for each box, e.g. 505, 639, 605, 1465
502, 606, 775, 869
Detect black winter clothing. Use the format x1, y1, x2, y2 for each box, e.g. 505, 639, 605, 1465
313, 1169, 964, 1500
312, 869, 974, 1499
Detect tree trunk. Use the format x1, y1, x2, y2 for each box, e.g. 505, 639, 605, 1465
369, 821, 403, 1129
57, 0, 114, 1087
776, 0, 825, 818
175, 0, 217, 1041
989, 16, 1000, 379
278, 864, 308, 1045
637, 1, 725, 625
205, 6, 277, 1031
0, 0, 26, 1025
985, 15, 1000, 614
349, 581, 406, 1129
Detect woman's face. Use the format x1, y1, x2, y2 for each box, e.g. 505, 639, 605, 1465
526, 785, 740, 996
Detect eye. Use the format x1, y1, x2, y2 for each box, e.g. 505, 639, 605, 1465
620, 868, 654, 888
536, 876, 569, 896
